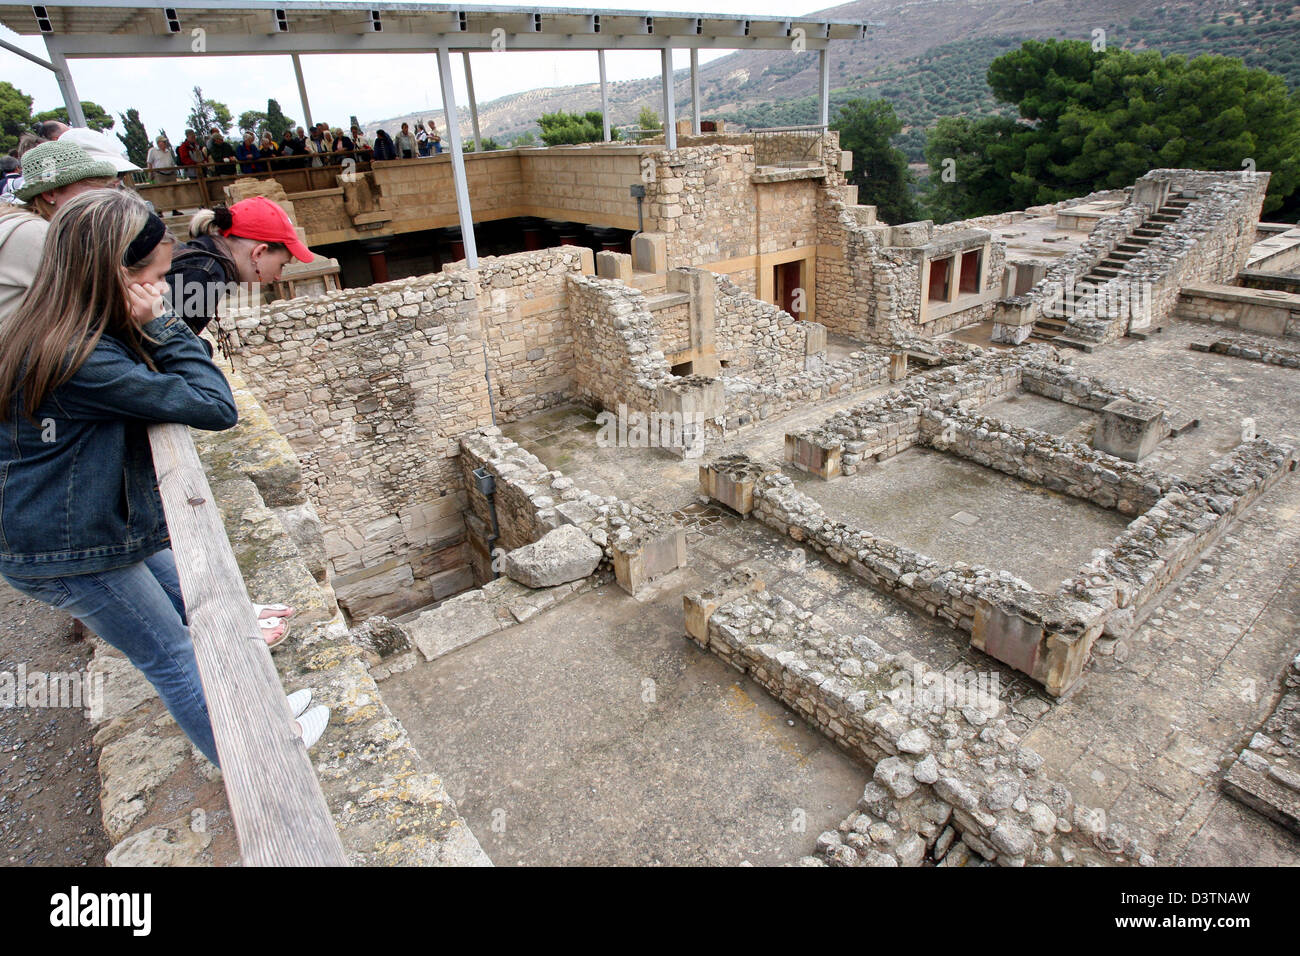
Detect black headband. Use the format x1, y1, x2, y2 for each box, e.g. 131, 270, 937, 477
124, 213, 167, 268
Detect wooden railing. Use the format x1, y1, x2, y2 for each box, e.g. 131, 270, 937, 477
148, 422, 348, 866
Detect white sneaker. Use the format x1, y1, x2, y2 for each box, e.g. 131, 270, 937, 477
295, 705, 329, 749
286, 688, 312, 719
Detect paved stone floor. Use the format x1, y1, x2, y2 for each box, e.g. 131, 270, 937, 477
1070, 322, 1300, 480
980, 391, 1098, 443
381, 572, 870, 866
791, 445, 1129, 592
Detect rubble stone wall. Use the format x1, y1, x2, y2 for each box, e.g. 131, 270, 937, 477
691, 575, 1150, 866
919, 409, 1177, 516
713, 272, 815, 380
1062, 439, 1298, 638
221, 246, 591, 619
566, 273, 671, 414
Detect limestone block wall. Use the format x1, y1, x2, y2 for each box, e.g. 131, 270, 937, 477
655, 301, 692, 356
814, 194, 878, 342
1174, 284, 1300, 340
643, 145, 758, 270
518, 145, 646, 229
450, 246, 592, 419
639, 135, 849, 288
96, 380, 489, 867
289, 147, 646, 245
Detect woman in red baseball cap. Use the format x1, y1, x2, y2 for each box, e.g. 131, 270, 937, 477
164, 195, 314, 645
166, 195, 314, 346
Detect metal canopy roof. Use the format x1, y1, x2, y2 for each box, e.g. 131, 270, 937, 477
2, 1, 871, 56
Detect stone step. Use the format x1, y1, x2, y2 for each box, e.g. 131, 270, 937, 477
643, 291, 691, 311
1165, 409, 1200, 435
1050, 335, 1098, 352
1090, 267, 1121, 278
1149, 214, 1179, 223
1132, 228, 1164, 238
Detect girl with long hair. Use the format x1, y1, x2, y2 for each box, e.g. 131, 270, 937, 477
0, 188, 327, 763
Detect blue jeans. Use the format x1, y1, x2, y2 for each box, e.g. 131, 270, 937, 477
2, 549, 218, 765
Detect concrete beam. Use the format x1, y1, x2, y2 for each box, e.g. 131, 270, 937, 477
435, 45, 478, 268
291, 54, 313, 130
661, 47, 677, 150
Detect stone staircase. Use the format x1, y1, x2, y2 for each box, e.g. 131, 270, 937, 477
1031, 194, 1193, 343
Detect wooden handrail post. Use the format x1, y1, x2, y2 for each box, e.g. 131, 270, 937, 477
147, 421, 348, 866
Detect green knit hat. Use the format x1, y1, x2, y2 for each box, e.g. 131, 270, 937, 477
15, 140, 118, 203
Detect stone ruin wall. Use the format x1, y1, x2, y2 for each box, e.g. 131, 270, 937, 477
712, 271, 815, 381
778, 349, 1298, 690
814, 193, 879, 343
689, 571, 1154, 867
566, 273, 671, 415
221, 246, 592, 619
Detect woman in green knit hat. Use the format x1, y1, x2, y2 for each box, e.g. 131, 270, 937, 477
0, 141, 120, 324
15, 139, 121, 220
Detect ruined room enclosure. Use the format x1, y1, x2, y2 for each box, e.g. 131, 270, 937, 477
202, 157, 1300, 866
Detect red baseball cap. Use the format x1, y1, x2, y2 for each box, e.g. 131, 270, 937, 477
225, 196, 314, 263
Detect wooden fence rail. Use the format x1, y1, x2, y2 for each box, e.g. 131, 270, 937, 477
148, 422, 348, 867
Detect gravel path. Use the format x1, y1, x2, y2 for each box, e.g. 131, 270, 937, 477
0, 581, 108, 866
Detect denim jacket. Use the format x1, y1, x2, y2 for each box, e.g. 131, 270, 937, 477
0, 311, 238, 578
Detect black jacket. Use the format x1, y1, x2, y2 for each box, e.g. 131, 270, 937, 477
165, 236, 240, 354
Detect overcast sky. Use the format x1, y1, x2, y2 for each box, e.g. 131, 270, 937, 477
2, 0, 841, 136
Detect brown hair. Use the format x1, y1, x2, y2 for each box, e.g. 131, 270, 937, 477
0, 189, 171, 420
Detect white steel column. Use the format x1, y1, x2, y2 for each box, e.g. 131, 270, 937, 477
436, 45, 479, 268
598, 50, 610, 141
690, 48, 701, 135
462, 52, 482, 151
818, 47, 830, 127
660, 47, 677, 149
292, 54, 313, 129
45, 42, 86, 128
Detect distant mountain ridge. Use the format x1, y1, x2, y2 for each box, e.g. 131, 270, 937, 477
363, 0, 1300, 158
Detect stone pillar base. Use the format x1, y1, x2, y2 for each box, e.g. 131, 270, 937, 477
784, 433, 842, 480
699, 455, 772, 516
683, 568, 764, 642
991, 321, 1033, 345
1095, 399, 1164, 462
613, 525, 687, 595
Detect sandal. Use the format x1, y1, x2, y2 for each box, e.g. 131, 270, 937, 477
253, 602, 297, 621
259, 615, 290, 648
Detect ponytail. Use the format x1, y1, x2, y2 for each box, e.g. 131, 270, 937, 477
188, 204, 234, 240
